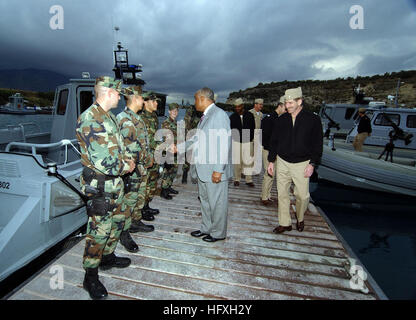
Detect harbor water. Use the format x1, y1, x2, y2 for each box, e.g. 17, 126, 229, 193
313, 180, 416, 300
0, 113, 53, 134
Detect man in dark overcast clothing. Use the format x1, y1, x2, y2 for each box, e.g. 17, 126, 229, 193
267, 87, 323, 234
260, 96, 286, 205
230, 98, 256, 187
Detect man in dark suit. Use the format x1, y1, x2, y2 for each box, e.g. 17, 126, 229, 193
229, 98, 256, 187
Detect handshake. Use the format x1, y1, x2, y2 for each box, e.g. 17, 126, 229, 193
168, 144, 178, 154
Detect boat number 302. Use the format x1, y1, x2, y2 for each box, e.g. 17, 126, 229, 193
0, 181, 10, 189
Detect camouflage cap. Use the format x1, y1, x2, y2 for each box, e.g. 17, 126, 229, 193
95, 76, 122, 92
358, 108, 366, 113
169, 103, 179, 110
255, 98, 264, 104
285, 87, 302, 101
122, 86, 143, 97
234, 98, 244, 106
142, 91, 159, 101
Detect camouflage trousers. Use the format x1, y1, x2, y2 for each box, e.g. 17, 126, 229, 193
161, 163, 178, 189
83, 194, 128, 269
131, 174, 149, 222
122, 172, 144, 230
145, 164, 160, 202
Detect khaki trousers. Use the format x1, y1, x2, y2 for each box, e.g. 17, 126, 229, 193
353, 132, 369, 152
276, 157, 310, 227
261, 148, 277, 200
232, 141, 253, 183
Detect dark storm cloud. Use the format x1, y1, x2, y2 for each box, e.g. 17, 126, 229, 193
0, 0, 415, 103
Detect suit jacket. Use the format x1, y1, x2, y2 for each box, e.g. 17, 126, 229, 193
229, 111, 255, 143
185, 104, 232, 183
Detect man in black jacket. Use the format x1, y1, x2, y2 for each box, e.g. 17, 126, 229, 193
230, 98, 256, 187
267, 87, 323, 234
260, 96, 286, 205
353, 108, 372, 152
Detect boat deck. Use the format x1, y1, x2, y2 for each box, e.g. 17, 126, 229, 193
8, 175, 383, 300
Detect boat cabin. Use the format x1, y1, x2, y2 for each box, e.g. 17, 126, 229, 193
346, 107, 416, 150
319, 102, 386, 137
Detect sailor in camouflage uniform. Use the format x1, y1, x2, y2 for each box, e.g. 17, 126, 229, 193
182, 104, 201, 184
76, 76, 136, 300
140, 92, 162, 218
116, 86, 155, 249
160, 103, 180, 199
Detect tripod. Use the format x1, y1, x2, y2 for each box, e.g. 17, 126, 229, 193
378, 138, 395, 163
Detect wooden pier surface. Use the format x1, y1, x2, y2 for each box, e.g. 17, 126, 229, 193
9, 175, 381, 300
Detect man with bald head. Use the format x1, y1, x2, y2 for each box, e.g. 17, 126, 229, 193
182, 87, 232, 242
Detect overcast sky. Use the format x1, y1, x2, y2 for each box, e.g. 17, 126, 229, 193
0, 0, 415, 103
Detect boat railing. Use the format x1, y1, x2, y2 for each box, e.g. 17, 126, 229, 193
5, 139, 81, 166
6, 122, 42, 142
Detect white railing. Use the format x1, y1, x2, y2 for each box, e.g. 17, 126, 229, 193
5, 139, 81, 165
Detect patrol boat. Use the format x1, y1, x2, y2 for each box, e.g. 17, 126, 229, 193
0, 42, 167, 282
0, 92, 52, 115
0, 75, 94, 282
319, 85, 386, 137
316, 108, 416, 198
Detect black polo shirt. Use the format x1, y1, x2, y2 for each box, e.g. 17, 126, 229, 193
268, 108, 323, 166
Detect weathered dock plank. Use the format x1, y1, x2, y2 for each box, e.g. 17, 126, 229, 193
8, 174, 379, 300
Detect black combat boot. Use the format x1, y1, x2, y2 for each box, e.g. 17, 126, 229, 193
160, 188, 173, 200
120, 230, 139, 253
142, 210, 155, 221
130, 220, 155, 233
83, 267, 108, 300
144, 202, 159, 215
182, 170, 188, 184
167, 186, 179, 195
99, 252, 131, 271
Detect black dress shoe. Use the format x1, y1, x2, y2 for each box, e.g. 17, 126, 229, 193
296, 221, 305, 232
99, 253, 131, 270
202, 235, 226, 242
83, 268, 108, 300
273, 225, 292, 234
234, 181, 240, 186
246, 182, 255, 187
142, 211, 155, 221
130, 220, 154, 233
167, 187, 179, 195
191, 230, 209, 238
119, 231, 139, 253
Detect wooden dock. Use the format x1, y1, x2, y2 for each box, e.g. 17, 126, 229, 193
8, 175, 384, 300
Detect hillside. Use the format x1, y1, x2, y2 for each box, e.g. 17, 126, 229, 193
226, 70, 416, 113
0, 69, 70, 92
0, 88, 54, 107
